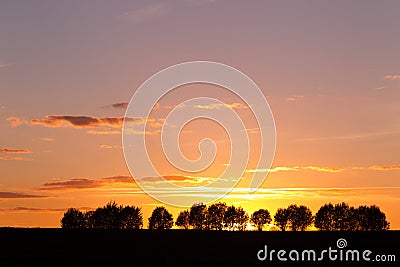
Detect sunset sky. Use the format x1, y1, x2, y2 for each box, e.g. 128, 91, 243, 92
1, 0, 399, 228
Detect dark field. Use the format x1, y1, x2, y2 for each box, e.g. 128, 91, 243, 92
0, 228, 399, 266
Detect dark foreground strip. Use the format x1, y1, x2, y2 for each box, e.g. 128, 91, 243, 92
0, 229, 398, 266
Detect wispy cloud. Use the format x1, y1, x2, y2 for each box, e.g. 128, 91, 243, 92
0, 156, 32, 161
247, 164, 400, 173
241, 128, 260, 134
6, 117, 24, 127
247, 166, 344, 173
0, 192, 47, 199
119, 3, 171, 23
40, 137, 54, 142
287, 95, 304, 101
194, 103, 248, 110
100, 144, 122, 149
367, 165, 400, 171
86, 129, 121, 135
0, 62, 10, 68
137, 175, 215, 184
384, 74, 400, 80
0, 148, 32, 154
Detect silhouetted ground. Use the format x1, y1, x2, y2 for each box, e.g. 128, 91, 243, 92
0, 228, 398, 266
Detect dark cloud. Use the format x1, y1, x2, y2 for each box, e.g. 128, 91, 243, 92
111, 102, 129, 109
40, 179, 104, 190
0, 148, 32, 154
30, 115, 152, 128
39, 176, 134, 191
39, 175, 209, 191
39, 175, 215, 192
0, 192, 47, 199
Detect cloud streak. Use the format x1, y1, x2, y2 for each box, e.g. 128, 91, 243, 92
0, 156, 32, 161
7, 115, 153, 129
40, 137, 54, 142
287, 95, 304, 101
194, 103, 248, 110
39, 176, 134, 191
100, 144, 122, 149
0, 192, 47, 199
0, 148, 32, 154
86, 129, 122, 135
247, 164, 400, 173
247, 166, 344, 173
384, 74, 400, 80
0, 207, 66, 213
105, 102, 129, 109
31, 115, 150, 128
368, 165, 400, 171
39, 175, 216, 191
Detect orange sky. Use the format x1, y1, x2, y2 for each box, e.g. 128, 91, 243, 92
1, 1, 399, 228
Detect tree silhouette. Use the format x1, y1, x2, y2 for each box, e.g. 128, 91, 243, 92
62, 202, 143, 229
189, 203, 207, 230
356, 205, 390, 231
61, 208, 85, 228
206, 202, 227, 230
224, 205, 237, 230
83, 211, 95, 229
315, 203, 390, 231
175, 210, 190, 229
91, 201, 122, 229
287, 204, 313, 231
274, 208, 289, 231
315, 203, 335, 231
60, 201, 391, 231
332, 202, 353, 231
251, 209, 271, 231
148, 206, 174, 230
120, 206, 143, 229
223, 205, 248, 231
235, 207, 249, 231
